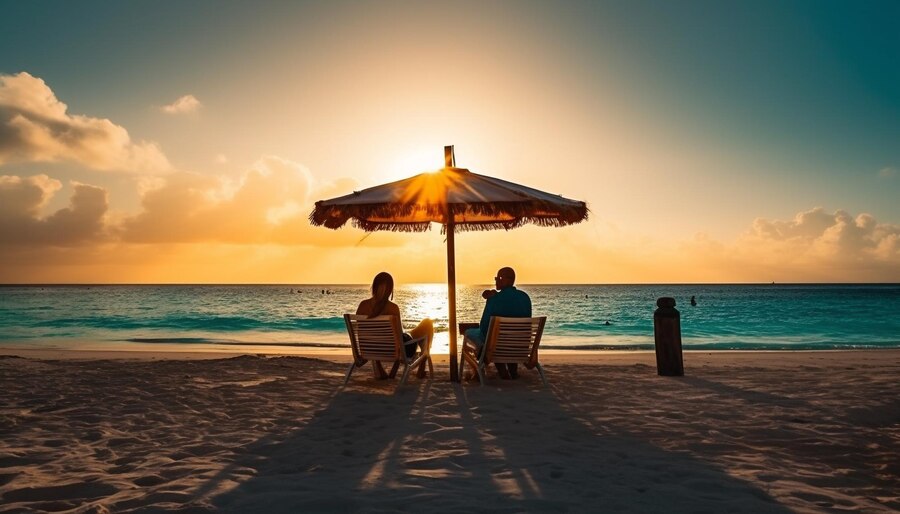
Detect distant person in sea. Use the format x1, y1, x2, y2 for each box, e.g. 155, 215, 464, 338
465, 266, 532, 379
356, 272, 433, 379
690, 295, 697, 306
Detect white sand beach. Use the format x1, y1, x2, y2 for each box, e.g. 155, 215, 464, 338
0, 349, 897, 513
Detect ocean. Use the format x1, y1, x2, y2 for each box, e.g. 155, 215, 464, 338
1, 284, 898, 354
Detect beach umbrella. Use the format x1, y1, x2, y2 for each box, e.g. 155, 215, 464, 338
310, 146, 588, 381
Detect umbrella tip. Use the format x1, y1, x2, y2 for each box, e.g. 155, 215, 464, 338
444, 145, 455, 168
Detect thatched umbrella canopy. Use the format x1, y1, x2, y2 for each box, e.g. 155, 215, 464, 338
310, 146, 588, 381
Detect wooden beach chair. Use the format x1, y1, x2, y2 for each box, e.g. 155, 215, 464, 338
459, 316, 548, 386
343, 314, 432, 388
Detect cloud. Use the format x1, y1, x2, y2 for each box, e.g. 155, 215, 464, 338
119, 155, 311, 243
524, 207, 900, 283
118, 155, 401, 247
674, 207, 900, 282
1, 191, 897, 282
879, 167, 896, 179
747, 207, 836, 241
0, 72, 170, 172
745, 207, 898, 261
162, 94, 201, 114
0, 174, 108, 245
0, 156, 403, 252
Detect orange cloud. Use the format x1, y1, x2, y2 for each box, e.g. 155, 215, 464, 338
118, 155, 378, 246
1, 157, 897, 284
0, 174, 108, 245
162, 94, 201, 114
0, 72, 170, 172
465, 207, 900, 284
672, 207, 900, 282
744, 208, 899, 263
0, 154, 408, 252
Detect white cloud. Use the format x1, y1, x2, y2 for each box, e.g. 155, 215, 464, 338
0, 72, 171, 173
878, 167, 896, 179
162, 94, 201, 114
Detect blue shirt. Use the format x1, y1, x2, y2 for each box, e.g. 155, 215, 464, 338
478, 286, 532, 338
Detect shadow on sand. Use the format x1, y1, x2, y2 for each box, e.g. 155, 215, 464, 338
208, 371, 791, 513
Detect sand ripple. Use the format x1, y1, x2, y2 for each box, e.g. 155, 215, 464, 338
0, 351, 897, 513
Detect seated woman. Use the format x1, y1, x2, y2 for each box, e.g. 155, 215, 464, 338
356, 272, 433, 379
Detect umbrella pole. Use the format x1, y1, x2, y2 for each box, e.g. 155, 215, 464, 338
446, 216, 459, 382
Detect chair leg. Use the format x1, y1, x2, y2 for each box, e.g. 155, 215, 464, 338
459, 356, 465, 379
536, 362, 548, 387
427, 356, 434, 377
476, 363, 485, 386
343, 362, 356, 385
398, 363, 412, 387
388, 360, 400, 378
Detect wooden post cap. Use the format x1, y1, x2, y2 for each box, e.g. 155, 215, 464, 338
657, 297, 676, 308
444, 145, 455, 168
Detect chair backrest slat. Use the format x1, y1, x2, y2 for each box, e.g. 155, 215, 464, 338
484, 316, 547, 365
344, 314, 402, 362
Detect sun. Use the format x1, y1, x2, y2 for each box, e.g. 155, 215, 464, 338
383, 147, 445, 180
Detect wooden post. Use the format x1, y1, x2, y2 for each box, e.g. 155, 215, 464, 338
653, 297, 684, 376
447, 217, 458, 382
444, 145, 459, 382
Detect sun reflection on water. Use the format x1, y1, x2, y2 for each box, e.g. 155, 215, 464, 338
394, 283, 485, 355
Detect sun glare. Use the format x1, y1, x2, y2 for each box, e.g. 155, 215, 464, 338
402, 283, 448, 321
398, 283, 451, 354
386, 148, 445, 180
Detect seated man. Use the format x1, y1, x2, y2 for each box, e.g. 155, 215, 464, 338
464, 266, 532, 379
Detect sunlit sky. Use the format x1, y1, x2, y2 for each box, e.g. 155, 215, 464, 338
1, 1, 898, 283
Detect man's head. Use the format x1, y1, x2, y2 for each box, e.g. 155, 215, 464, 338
494, 267, 516, 290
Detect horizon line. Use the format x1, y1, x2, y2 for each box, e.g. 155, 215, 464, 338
2, 282, 898, 287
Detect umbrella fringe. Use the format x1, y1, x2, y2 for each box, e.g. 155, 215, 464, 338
448, 216, 587, 232
352, 220, 432, 233
310, 202, 589, 231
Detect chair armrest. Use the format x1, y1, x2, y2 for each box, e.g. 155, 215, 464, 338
403, 336, 426, 346
461, 338, 486, 360
458, 322, 478, 333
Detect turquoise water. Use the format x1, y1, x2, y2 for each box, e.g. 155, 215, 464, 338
0, 284, 898, 353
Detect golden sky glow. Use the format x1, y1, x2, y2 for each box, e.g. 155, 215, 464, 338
1, 2, 899, 283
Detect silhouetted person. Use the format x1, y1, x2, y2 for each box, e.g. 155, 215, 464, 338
690, 295, 697, 306
356, 272, 433, 379
465, 267, 531, 379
